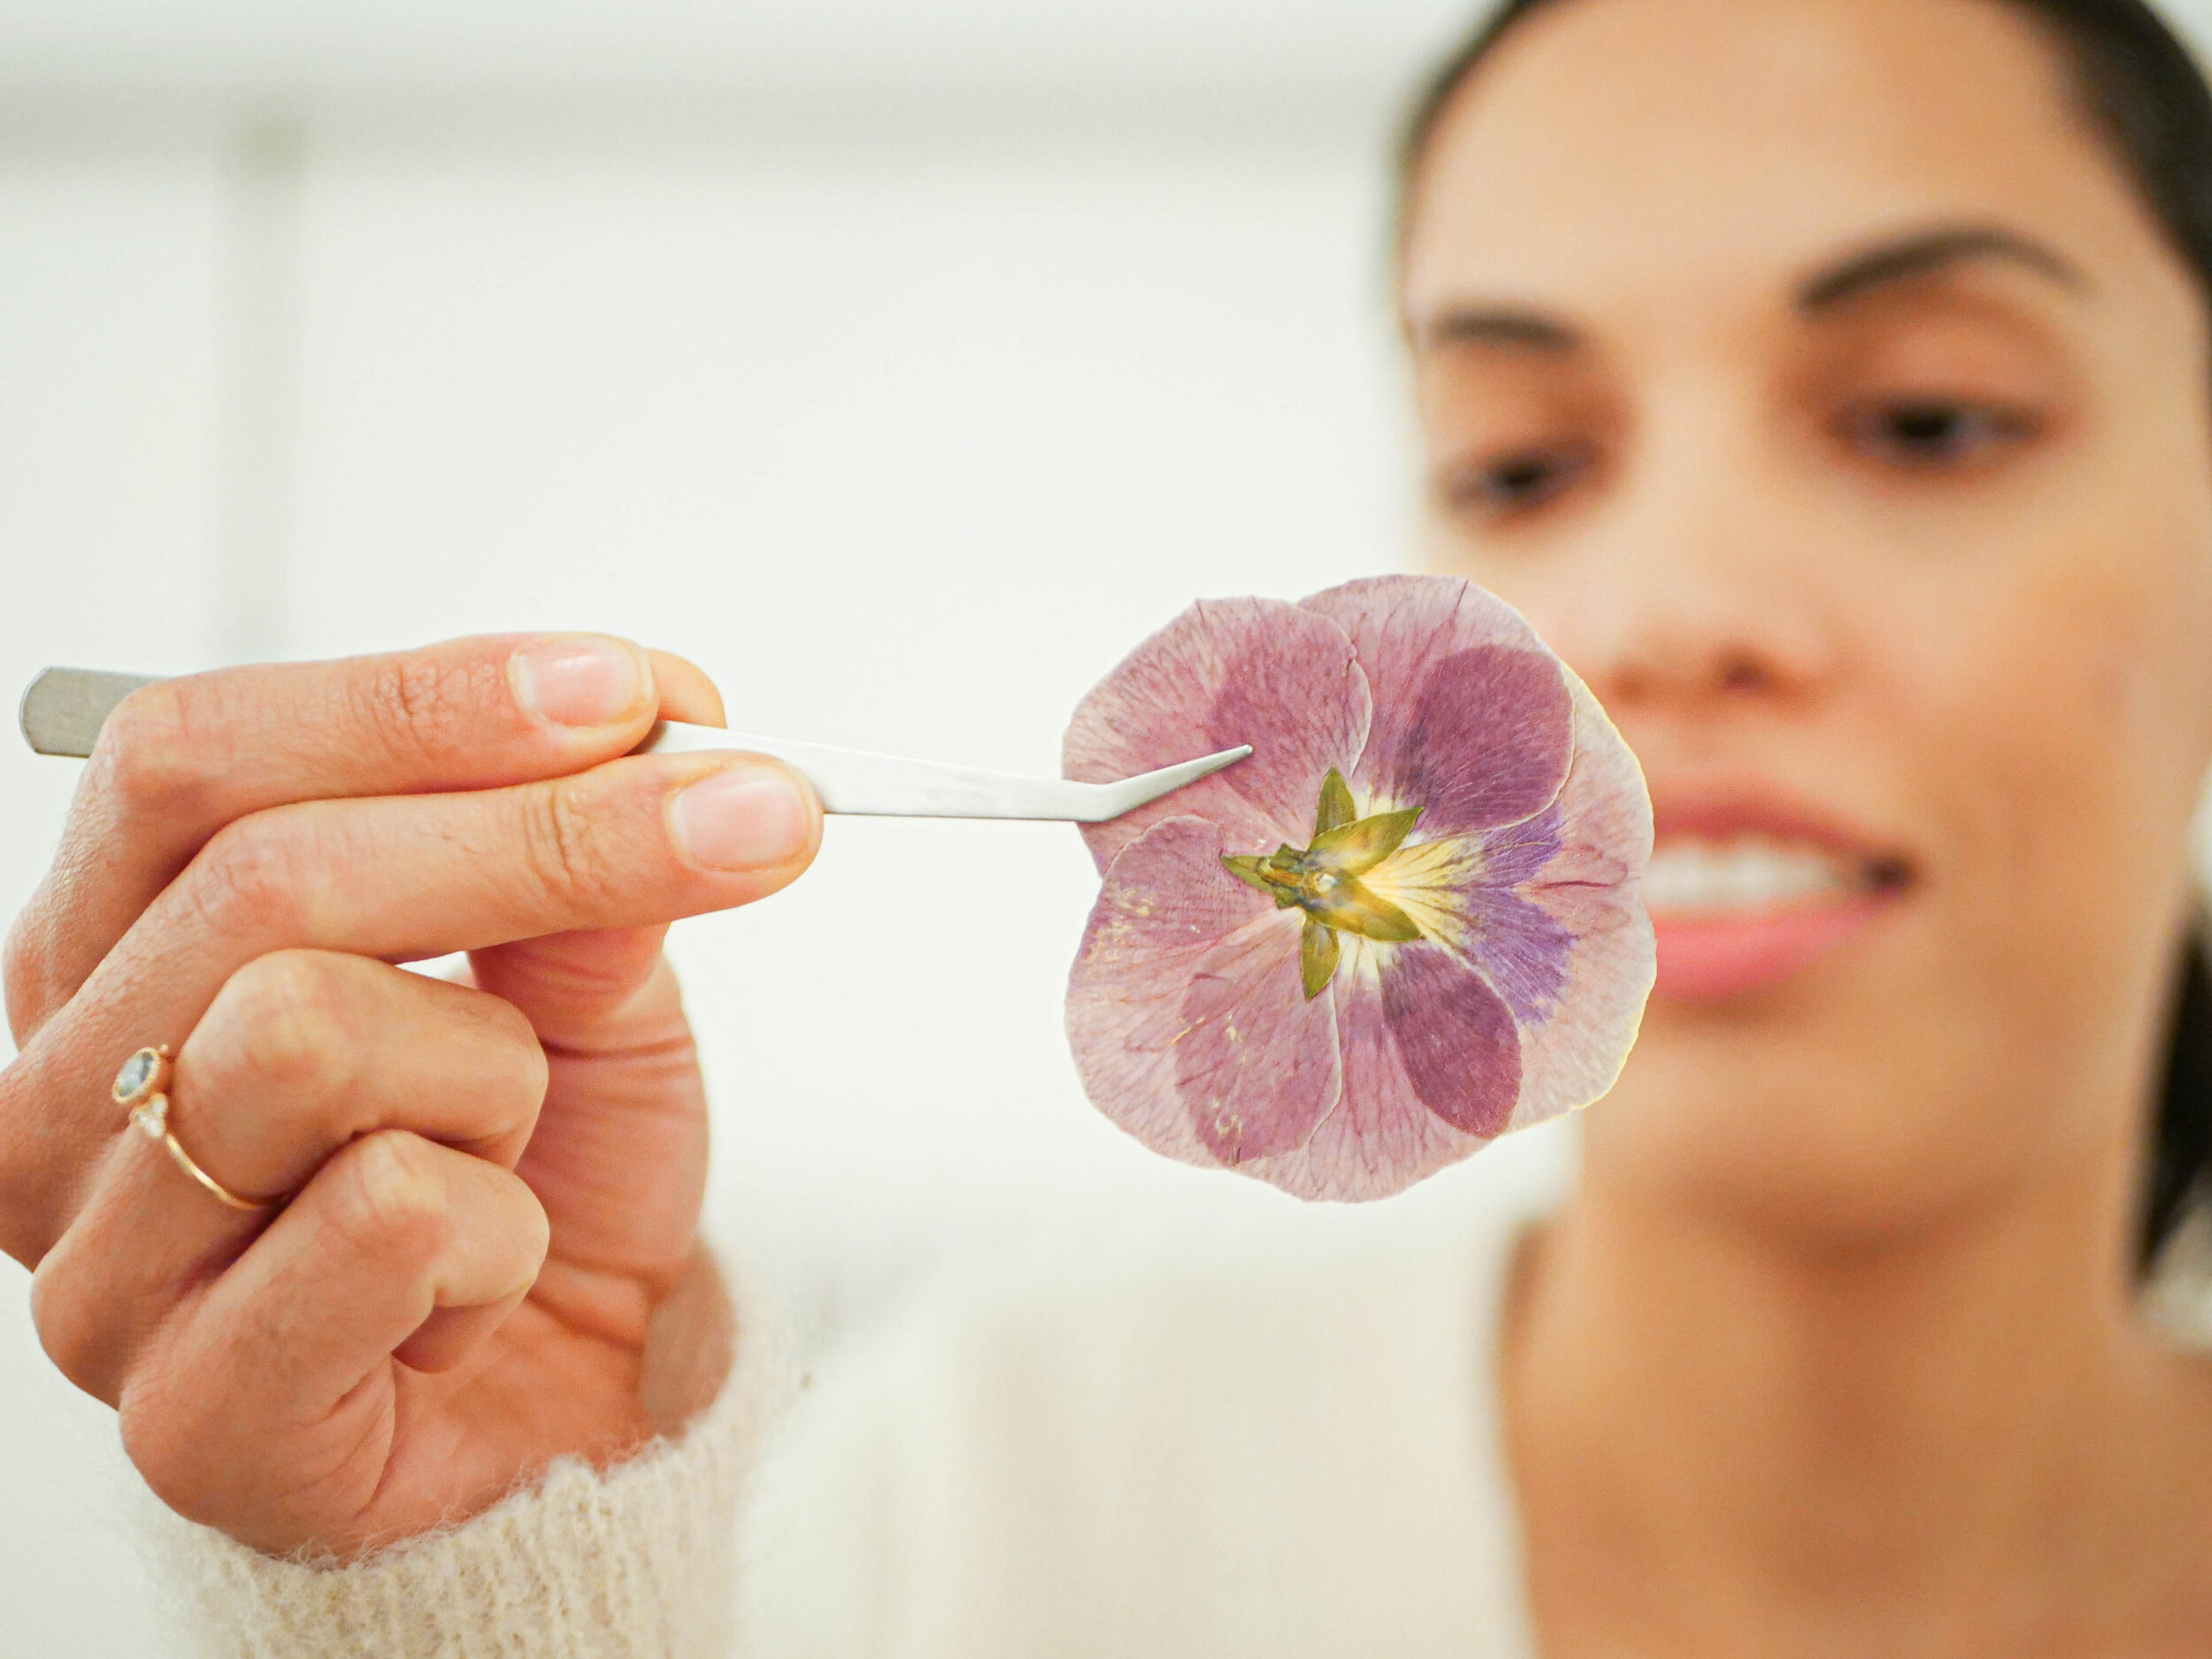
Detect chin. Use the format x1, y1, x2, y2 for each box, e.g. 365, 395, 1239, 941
1585, 977, 2064, 1248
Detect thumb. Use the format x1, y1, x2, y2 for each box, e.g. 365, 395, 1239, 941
468, 924, 681, 1053
469, 926, 708, 1293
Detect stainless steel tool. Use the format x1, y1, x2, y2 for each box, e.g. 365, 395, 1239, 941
18, 666, 1248, 824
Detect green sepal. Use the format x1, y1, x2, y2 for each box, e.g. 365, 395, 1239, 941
1220, 854, 1274, 895
1223, 852, 1308, 909
1300, 916, 1342, 1000
1307, 879, 1424, 943
1315, 768, 1357, 836
1308, 808, 1423, 879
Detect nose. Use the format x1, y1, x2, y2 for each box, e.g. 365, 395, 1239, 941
1549, 426, 1841, 718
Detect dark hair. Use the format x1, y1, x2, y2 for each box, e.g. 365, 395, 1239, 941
1395, 0, 2212, 1266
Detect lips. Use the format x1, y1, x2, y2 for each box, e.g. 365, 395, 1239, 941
1645, 797, 1913, 1001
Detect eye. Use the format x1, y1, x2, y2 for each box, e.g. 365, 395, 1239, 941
1435, 442, 1595, 525
1837, 396, 2039, 471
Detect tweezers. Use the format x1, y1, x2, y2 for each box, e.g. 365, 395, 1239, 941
18, 666, 1249, 824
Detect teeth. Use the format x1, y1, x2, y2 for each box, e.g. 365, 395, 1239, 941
1643, 837, 1862, 916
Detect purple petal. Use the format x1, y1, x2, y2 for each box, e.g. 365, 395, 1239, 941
1066, 817, 1276, 1170
1473, 802, 1565, 888
1396, 647, 1574, 832
1405, 800, 1579, 1026
1249, 956, 1487, 1202
1300, 576, 1571, 833
1496, 665, 1654, 1130
1458, 867, 1575, 1026
1379, 941, 1523, 1138
1175, 910, 1343, 1165
1064, 596, 1372, 872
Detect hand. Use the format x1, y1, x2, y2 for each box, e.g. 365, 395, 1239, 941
1, 634, 820, 1555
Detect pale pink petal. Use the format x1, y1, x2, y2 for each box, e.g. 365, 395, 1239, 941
1298, 575, 1571, 833
1248, 949, 1490, 1202
1495, 665, 1654, 1130
1065, 816, 1277, 1169
1175, 910, 1343, 1165
1064, 596, 1372, 872
1065, 576, 1655, 1202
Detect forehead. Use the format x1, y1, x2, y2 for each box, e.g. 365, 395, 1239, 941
1402, 0, 2178, 324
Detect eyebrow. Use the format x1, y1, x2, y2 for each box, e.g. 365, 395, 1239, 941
1416, 307, 1582, 353
1797, 225, 2087, 312
1410, 225, 2084, 353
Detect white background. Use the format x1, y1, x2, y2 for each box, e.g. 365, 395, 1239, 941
5, 2, 2212, 1652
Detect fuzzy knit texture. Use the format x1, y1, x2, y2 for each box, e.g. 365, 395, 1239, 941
136, 1257, 782, 1659
133, 1131, 1590, 1656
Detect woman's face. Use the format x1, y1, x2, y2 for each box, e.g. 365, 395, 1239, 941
1404, 0, 2212, 1231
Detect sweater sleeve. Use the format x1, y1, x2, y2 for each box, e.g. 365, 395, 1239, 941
134, 1251, 781, 1659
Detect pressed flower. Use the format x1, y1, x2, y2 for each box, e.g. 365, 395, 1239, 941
1063, 574, 1654, 1201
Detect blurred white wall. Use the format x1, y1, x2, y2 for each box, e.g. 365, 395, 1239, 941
0, 4, 1488, 1652
9, 1, 2212, 1653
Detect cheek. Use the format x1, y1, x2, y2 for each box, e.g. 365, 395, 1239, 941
1894, 510, 2212, 997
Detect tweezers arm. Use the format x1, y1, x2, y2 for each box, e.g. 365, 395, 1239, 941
19, 668, 159, 758
18, 670, 1241, 824
642, 722, 1109, 819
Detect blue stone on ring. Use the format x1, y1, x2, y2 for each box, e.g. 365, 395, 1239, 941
112, 1047, 161, 1105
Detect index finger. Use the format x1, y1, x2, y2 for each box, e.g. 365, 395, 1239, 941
4, 634, 723, 1046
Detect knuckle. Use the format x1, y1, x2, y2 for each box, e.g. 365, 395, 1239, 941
477, 986, 547, 1058
183, 815, 311, 944
518, 781, 618, 908
325, 1132, 450, 1264
87, 680, 219, 822
116, 1370, 212, 1522
0, 1065, 65, 1266
202, 952, 358, 1098
519, 1179, 552, 1255
479, 1001, 552, 1108
347, 653, 499, 770
510, 1183, 552, 1272
29, 1245, 114, 1402
115, 1402, 188, 1513
2, 903, 54, 1041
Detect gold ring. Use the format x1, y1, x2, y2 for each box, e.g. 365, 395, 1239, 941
112, 1046, 283, 1213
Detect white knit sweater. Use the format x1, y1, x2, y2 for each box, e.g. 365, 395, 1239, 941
140, 1139, 1571, 1658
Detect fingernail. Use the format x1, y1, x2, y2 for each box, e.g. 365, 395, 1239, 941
669, 766, 814, 871
511, 637, 648, 728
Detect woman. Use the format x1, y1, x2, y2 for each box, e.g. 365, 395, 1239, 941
10, 0, 2212, 1650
